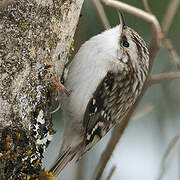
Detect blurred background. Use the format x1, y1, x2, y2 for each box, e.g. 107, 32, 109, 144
43, 0, 180, 180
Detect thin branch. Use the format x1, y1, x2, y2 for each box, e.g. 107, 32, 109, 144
132, 104, 153, 121
148, 72, 180, 85
160, 0, 180, 69
101, 0, 162, 47
161, 0, 180, 34
157, 135, 180, 180
92, 104, 153, 180
92, 0, 111, 29
75, 158, 85, 180
142, 0, 180, 70
106, 166, 116, 180
162, 34, 180, 69
91, 123, 126, 180
141, 0, 152, 13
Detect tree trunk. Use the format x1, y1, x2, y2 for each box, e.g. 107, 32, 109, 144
0, 0, 84, 179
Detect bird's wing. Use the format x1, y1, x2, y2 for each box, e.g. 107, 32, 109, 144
83, 70, 135, 152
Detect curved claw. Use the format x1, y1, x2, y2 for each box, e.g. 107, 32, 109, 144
53, 76, 71, 96
50, 102, 61, 114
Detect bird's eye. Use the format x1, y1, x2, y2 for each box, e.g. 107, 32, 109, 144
122, 40, 129, 47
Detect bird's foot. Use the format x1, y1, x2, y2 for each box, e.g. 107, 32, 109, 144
53, 75, 71, 96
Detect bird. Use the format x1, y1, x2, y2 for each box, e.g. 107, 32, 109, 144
49, 11, 149, 177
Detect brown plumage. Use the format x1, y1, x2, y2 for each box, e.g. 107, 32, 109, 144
49, 12, 149, 177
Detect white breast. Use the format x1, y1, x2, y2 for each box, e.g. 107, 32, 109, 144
62, 25, 123, 124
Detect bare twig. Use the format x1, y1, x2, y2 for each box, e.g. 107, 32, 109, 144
141, 0, 152, 13
148, 72, 180, 85
132, 104, 153, 121
142, 0, 180, 69
101, 0, 162, 47
106, 166, 116, 180
91, 123, 126, 180
157, 136, 180, 180
92, 0, 111, 29
161, 0, 180, 69
161, 0, 180, 34
162, 34, 180, 69
92, 103, 153, 180
75, 158, 85, 180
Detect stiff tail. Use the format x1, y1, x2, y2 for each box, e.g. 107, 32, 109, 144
48, 145, 81, 177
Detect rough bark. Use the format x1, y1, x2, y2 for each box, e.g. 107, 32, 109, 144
0, 0, 84, 179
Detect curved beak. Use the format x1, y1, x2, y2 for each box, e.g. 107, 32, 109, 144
117, 10, 126, 34
118, 10, 126, 27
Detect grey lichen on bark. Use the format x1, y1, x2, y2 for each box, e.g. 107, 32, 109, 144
0, 0, 84, 179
